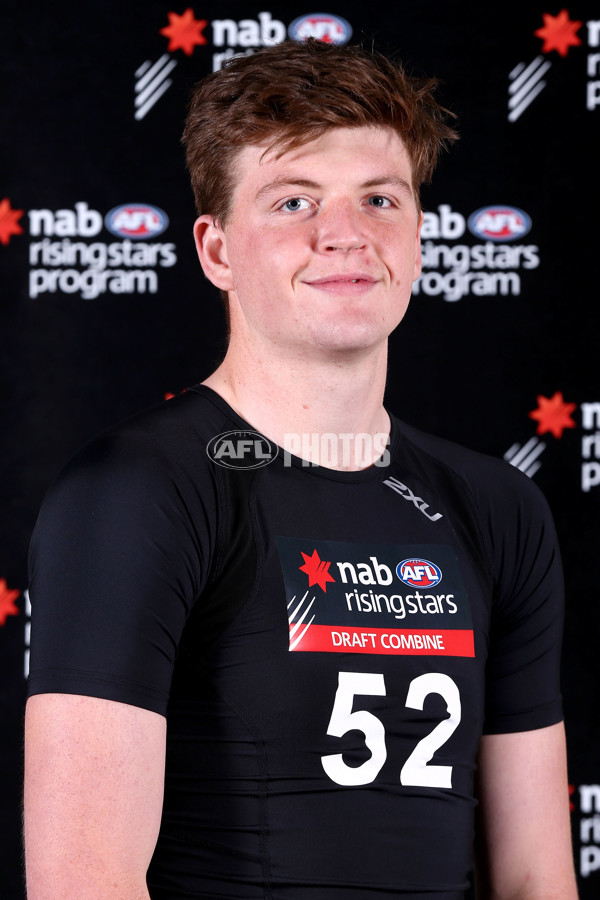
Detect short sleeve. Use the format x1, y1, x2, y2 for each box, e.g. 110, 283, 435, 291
479, 468, 564, 734
27, 427, 216, 716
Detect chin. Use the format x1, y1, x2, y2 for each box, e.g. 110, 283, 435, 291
308, 327, 389, 356
312, 314, 402, 348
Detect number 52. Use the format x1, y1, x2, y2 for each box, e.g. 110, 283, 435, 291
321, 671, 461, 788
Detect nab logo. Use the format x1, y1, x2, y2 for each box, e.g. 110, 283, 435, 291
288, 13, 352, 44
104, 204, 169, 239
397, 559, 442, 588
206, 430, 277, 469
467, 205, 531, 242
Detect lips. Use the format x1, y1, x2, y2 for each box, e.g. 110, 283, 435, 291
303, 273, 380, 295
306, 273, 377, 285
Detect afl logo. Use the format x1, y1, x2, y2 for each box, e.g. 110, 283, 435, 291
288, 13, 352, 44
206, 430, 277, 469
104, 203, 169, 240
467, 205, 531, 242
397, 559, 443, 588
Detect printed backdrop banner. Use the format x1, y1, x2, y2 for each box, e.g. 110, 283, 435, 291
2, 2, 599, 896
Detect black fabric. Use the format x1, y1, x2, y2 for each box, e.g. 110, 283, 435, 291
27, 385, 564, 897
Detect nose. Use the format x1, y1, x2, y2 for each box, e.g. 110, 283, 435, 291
315, 199, 366, 253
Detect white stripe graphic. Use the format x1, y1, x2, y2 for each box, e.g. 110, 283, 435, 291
508, 56, 551, 122
288, 590, 308, 615
134, 55, 178, 121
505, 436, 538, 467
504, 436, 546, 478
510, 56, 547, 96
509, 77, 549, 122
289, 619, 315, 652
504, 442, 521, 462
523, 458, 543, 479
135, 60, 152, 79
516, 441, 546, 476
509, 63, 550, 110
289, 593, 316, 637
137, 54, 175, 96
288, 590, 316, 651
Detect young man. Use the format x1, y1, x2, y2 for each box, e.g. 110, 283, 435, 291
25, 41, 577, 899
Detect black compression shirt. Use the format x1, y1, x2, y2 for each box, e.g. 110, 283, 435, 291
28, 386, 564, 899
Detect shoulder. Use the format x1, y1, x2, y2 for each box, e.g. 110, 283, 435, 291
30, 386, 240, 567
391, 414, 555, 526
390, 416, 561, 600
40, 386, 233, 500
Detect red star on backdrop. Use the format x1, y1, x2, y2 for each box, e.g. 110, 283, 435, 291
0, 197, 24, 246
529, 392, 577, 438
160, 8, 208, 55
299, 549, 336, 592
164, 388, 187, 400
535, 10, 582, 57
569, 783, 576, 813
0, 578, 20, 626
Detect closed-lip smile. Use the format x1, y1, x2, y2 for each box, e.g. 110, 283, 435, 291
304, 273, 378, 293
307, 273, 377, 284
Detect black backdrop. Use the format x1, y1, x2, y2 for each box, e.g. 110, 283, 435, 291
2, 2, 599, 896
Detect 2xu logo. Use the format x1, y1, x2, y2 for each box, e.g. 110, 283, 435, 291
383, 476, 443, 522
206, 430, 277, 469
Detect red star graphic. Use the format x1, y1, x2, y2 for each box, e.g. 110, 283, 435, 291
160, 8, 208, 55
165, 387, 187, 400
299, 549, 336, 592
535, 9, 582, 57
0, 578, 20, 626
0, 197, 24, 246
529, 392, 577, 438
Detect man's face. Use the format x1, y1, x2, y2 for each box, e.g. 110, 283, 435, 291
198, 125, 423, 359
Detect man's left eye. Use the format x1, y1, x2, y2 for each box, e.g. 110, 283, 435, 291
282, 198, 310, 212
368, 196, 392, 208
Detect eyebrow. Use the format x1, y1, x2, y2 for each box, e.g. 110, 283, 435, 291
254, 175, 414, 201
361, 176, 414, 196
254, 178, 321, 201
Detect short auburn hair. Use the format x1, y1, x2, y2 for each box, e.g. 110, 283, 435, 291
182, 39, 457, 224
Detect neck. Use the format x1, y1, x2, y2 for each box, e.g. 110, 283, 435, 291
203, 335, 390, 470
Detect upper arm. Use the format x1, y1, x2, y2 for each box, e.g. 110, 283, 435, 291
24, 692, 166, 899
476, 722, 577, 899
23, 417, 215, 896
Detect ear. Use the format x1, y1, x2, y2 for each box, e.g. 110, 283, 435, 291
413, 210, 424, 282
193, 215, 235, 292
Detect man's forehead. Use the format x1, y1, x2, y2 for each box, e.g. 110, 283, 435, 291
231, 125, 413, 191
